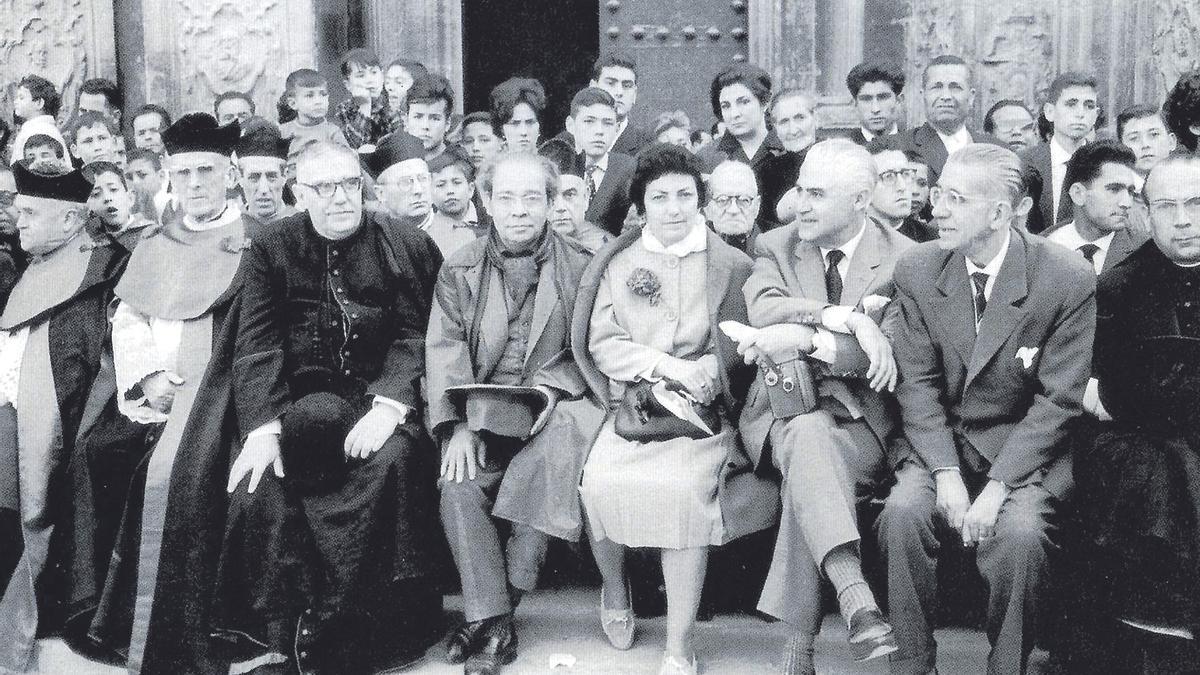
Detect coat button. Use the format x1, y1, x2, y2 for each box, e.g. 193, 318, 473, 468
305, 608, 313, 615
344, 369, 352, 376
351, 313, 359, 319
351, 333, 359, 339
332, 270, 339, 276
302, 629, 309, 636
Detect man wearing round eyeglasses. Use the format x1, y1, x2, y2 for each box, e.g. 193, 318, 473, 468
739, 139, 912, 674
866, 147, 936, 243
1068, 153, 1200, 670
88, 112, 251, 671
878, 143, 1095, 675
704, 160, 760, 252
217, 140, 447, 675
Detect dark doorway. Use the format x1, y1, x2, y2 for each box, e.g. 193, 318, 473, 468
462, 0, 599, 140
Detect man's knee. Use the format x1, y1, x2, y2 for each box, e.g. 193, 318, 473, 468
986, 508, 1053, 566
877, 481, 937, 551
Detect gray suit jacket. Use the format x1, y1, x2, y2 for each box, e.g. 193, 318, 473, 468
1019, 142, 1076, 235
877, 122, 1006, 180
891, 228, 1096, 498
583, 151, 635, 236
739, 219, 914, 466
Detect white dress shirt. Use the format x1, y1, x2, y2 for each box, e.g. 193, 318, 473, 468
1049, 137, 1075, 222
935, 125, 973, 158
808, 221, 868, 362
1045, 221, 1114, 275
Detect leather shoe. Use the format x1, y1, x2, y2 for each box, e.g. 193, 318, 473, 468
464, 618, 517, 675
600, 585, 636, 650
848, 607, 898, 662
445, 619, 489, 665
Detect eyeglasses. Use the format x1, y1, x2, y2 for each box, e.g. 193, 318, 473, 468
1148, 197, 1200, 220
300, 176, 363, 198
929, 186, 1000, 210
878, 168, 917, 186
710, 194, 757, 210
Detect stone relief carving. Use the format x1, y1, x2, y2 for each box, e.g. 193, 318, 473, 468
903, 0, 964, 125
172, 0, 284, 116
0, 0, 93, 125
1153, 0, 1200, 92
975, 5, 1053, 115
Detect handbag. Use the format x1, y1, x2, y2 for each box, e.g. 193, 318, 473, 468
759, 356, 818, 419
613, 379, 722, 442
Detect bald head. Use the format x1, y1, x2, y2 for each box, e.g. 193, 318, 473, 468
802, 138, 877, 193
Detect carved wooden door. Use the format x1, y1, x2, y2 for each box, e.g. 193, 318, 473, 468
601, 0, 750, 133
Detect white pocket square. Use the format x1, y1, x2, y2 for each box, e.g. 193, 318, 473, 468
861, 294, 892, 313
1015, 346, 1039, 369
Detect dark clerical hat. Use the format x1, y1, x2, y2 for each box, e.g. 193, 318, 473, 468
236, 125, 289, 161
13, 161, 92, 203
363, 130, 425, 178
163, 112, 240, 157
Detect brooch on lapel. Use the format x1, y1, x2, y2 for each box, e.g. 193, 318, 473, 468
221, 236, 252, 254
1015, 346, 1039, 369
627, 267, 662, 306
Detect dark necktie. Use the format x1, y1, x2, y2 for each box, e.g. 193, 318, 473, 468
1078, 243, 1100, 268
971, 272, 989, 325
825, 249, 845, 305
585, 164, 598, 202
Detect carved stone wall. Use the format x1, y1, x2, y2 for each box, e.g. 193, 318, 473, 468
140, 0, 317, 119
0, 0, 117, 126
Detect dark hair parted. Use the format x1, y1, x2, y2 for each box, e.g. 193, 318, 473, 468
1163, 69, 1200, 151
570, 87, 617, 117
1046, 71, 1098, 104
19, 75, 60, 118
130, 103, 172, 134
710, 63, 772, 119
339, 48, 380, 78
1063, 140, 1136, 190
406, 73, 454, 113
1116, 103, 1164, 140
126, 147, 163, 171
489, 77, 546, 134
983, 99, 1032, 134
591, 52, 638, 82
67, 110, 118, 146
627, 143, 708, 215
80, 78, 122, 113
463, 111, 495, 131
213, 91, 255, 117
845, 62, 905, 98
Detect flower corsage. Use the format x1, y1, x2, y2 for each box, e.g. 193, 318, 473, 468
627, 267, 662, 306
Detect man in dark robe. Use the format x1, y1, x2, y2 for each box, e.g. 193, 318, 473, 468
427, 151, 600, 675
1069, 153, 1200, 672
0, 164, 126, 673
214, 140, 447, 675
83, 113, 249, 674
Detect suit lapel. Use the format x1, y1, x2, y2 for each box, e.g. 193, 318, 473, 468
1103, 228, 1138, 273
524, 261, 558, 364
966, 233, 1029, 388
843, 223, 883, 304
917, 124, 948, 176
792, 237, 829, 303
926, 252, 975, 372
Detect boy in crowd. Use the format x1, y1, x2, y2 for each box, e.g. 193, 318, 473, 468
1022, 72, 1101, 233
406, 74, 455, 162
77, 78, 123, 125
10, 75, 67, 165
461, 112, 502, 170
123, 148, 170, 223
214, 91, 255, 128
565, 87, 634, 235
84, 160, 154, 248
67, 111, 120, 166
278, 68, 351, 168
129, 103, 171, 155
22, 134, 68, 173
1117, 104, 1178, 178
334, 48, 394, 151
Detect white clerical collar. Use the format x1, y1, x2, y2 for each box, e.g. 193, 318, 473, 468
182, 201, 241, 232
818, 219, 867, 265
965, 227, 1012, 278
641, 222, 708, 258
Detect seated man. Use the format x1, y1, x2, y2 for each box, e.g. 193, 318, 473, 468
0, 164, 125, 673
235, 125, 296, 225
427, 151, 600, 675
877, 144, 1095, 675
739, 139, 911, 674
1070, 153, 1200, 672
216, 141, 447, 674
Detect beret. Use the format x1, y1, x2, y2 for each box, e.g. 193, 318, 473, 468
236, 126, 289, 161
163, 112, 240, 157
363, 130, 425, 178
13, 160, 92, 203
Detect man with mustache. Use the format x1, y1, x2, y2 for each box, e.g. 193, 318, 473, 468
1022, 72, 1101, 234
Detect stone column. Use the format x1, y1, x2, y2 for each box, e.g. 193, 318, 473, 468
0, 0, 118, 126
364, 0, 464, 113
139, 0, 319, 120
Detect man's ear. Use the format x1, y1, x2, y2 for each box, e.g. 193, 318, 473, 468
70, 143, 80, 158
1068, 181, 1087, 206
1042, 101, 1056, 124
225, 163, 240, 190
64, 206, 85, 232
564, 116, 576, 138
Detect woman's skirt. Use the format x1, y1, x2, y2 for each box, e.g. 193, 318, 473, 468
578, 414, 731, 550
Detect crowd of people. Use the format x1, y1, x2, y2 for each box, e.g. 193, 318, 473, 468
0, 42, 1198, 675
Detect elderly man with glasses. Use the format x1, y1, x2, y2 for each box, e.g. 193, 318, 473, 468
877, 143, 1095, 675
704, 160, 762, 252
214, 139, 449, 675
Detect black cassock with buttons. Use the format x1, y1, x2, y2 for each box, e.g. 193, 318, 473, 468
212, 209, 449, 674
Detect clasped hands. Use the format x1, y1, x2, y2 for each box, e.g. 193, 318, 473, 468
226, 403, 407, 494
440, 385, 561, 483
935, 470, 1012, 546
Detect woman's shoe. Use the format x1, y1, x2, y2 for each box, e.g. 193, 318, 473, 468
599, 585, 636, 650
657, 652, 698, 675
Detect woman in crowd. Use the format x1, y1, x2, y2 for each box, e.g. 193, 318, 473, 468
571, 143, 778, 675
653, 110, 692, 149
489, 77, 546, 153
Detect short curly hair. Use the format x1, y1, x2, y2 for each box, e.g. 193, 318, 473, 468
709, 63, 772, 120
1163, 69, 1200, 152
627, 143, 708, 215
